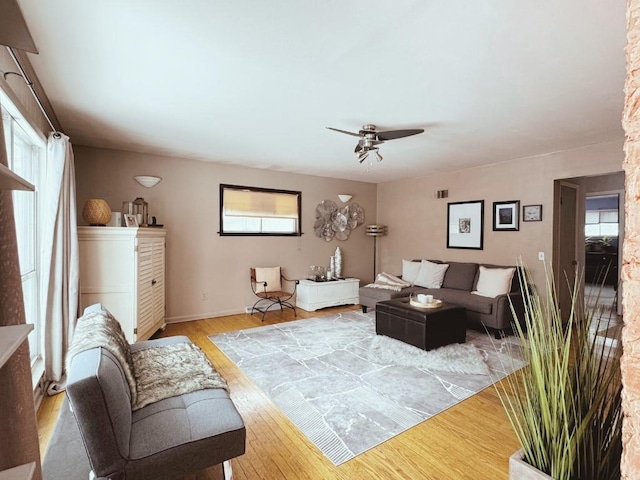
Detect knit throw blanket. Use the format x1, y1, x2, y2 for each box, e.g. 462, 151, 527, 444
364, 272, 412, 291
67, 309, 227, 411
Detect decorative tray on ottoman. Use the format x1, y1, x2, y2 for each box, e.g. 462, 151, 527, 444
409, 298, 443, 309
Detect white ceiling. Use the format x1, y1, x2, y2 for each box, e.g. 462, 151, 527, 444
16, 1, 627, 183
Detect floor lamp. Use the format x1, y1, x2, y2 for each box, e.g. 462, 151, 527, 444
365, 225, 387, 280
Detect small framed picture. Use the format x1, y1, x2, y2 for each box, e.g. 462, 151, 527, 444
124, 214, 139, 228
493, 200, 520, 231
523, 204, 543, 222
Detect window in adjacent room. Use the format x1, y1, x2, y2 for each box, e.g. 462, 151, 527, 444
220, 184, 301, 236
585, 194, 619, 237
1, 97, 46, 382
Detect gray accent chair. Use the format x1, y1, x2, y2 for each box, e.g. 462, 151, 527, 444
66, 306, 246, 480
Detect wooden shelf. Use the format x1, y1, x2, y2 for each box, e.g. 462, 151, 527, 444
0, 164, 34, 191
0, 462, 36, 480
0, 325, 33, 369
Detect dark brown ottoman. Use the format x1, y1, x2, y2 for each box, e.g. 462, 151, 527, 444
375, 298, 467, 350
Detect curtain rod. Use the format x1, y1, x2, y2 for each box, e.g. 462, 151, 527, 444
7, 46, 61, 138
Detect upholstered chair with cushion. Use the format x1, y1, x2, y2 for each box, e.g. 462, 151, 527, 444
66, 304, 246, 480
250, 267, 299, 321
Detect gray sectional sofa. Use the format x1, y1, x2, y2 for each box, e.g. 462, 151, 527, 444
359, 260, 525, 338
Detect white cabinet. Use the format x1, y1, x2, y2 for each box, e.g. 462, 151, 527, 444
296, 278, 360, 311
78, 227, 166, 343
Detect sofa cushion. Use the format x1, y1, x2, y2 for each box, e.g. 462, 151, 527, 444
402, 259, 422, 284
434, 288, 493, 315
128, 388, 246, 478
478, 263, 523, 293
473, 266, 516, 297
359, 285, 420, 302
441, 262, 478, 291
415, 260, 449, 288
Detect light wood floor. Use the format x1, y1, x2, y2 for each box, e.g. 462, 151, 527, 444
37, 305, 520, 479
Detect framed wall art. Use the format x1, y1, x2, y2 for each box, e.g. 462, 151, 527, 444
447, 200, 484, 249
493, 200, 520, 231
523, 204, 543, 222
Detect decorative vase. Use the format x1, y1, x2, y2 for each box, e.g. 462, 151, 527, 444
509, 450, 553, 479
334, 247, 342, 278
82, 199, 112, 226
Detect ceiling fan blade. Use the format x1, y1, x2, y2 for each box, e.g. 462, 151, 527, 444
376, 128, 424, 141
326, 127, 361, 137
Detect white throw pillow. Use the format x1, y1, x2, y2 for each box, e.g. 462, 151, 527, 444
255, 267, 282, 292
473, 266, 515, 298
402, 259, 422, 284
414, 260, 450, 289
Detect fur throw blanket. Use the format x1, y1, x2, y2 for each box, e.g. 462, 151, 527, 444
68, 309, 227, 410
364, 272, 412, 291
132, 342, 227, 410
67, 309, 138, 404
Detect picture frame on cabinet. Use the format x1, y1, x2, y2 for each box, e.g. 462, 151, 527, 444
124, 214, 138, 227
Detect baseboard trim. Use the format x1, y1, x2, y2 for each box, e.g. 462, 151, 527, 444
166, 308, 246, 324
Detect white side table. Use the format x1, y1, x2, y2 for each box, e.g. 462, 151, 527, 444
296, 278, 360, 311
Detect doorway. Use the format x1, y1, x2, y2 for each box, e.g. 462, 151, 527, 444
584, 190, 623, 318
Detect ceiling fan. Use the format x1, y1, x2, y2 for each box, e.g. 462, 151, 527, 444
326, 124, 424, 164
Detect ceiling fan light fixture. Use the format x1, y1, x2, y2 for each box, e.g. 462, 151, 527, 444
329, 123, 424, 170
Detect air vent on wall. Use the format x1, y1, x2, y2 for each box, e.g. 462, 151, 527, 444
434, 190, 449, 199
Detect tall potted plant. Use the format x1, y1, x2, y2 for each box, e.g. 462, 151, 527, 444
495, 264, 622, 480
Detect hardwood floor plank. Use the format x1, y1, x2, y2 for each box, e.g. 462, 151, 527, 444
37, 305, 518, 479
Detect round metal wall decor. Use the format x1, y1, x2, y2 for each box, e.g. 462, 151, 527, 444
314, 200, 365, 241
342, 203, 364, 229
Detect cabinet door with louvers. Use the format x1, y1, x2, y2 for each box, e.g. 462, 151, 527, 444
137, 238, 154, 338
151, 237, 165, 331
137, 236, 165, 341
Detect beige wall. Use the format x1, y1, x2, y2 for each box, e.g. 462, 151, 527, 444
376, 139, 624, 291
74, 146, 377, 322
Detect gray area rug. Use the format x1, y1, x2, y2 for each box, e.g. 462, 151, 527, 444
209, 310, 526, 465
42, 397, 91, 480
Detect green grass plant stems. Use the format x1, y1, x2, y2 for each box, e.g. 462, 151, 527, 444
493, 261, 621, 480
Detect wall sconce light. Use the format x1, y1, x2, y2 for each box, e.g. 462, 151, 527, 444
134, 175, 162, 188
337, 194, 353, 203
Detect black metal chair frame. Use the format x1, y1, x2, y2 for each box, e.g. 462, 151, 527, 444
250, 268, 299, 321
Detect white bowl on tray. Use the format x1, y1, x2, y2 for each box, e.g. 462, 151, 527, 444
409, 296, 443, 309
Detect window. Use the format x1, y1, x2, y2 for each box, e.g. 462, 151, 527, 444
585, 194, 619, 237
1, 99, 45, 377
220, 184, 301, 236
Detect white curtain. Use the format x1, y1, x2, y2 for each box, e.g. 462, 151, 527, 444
41, 133, 79, 392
